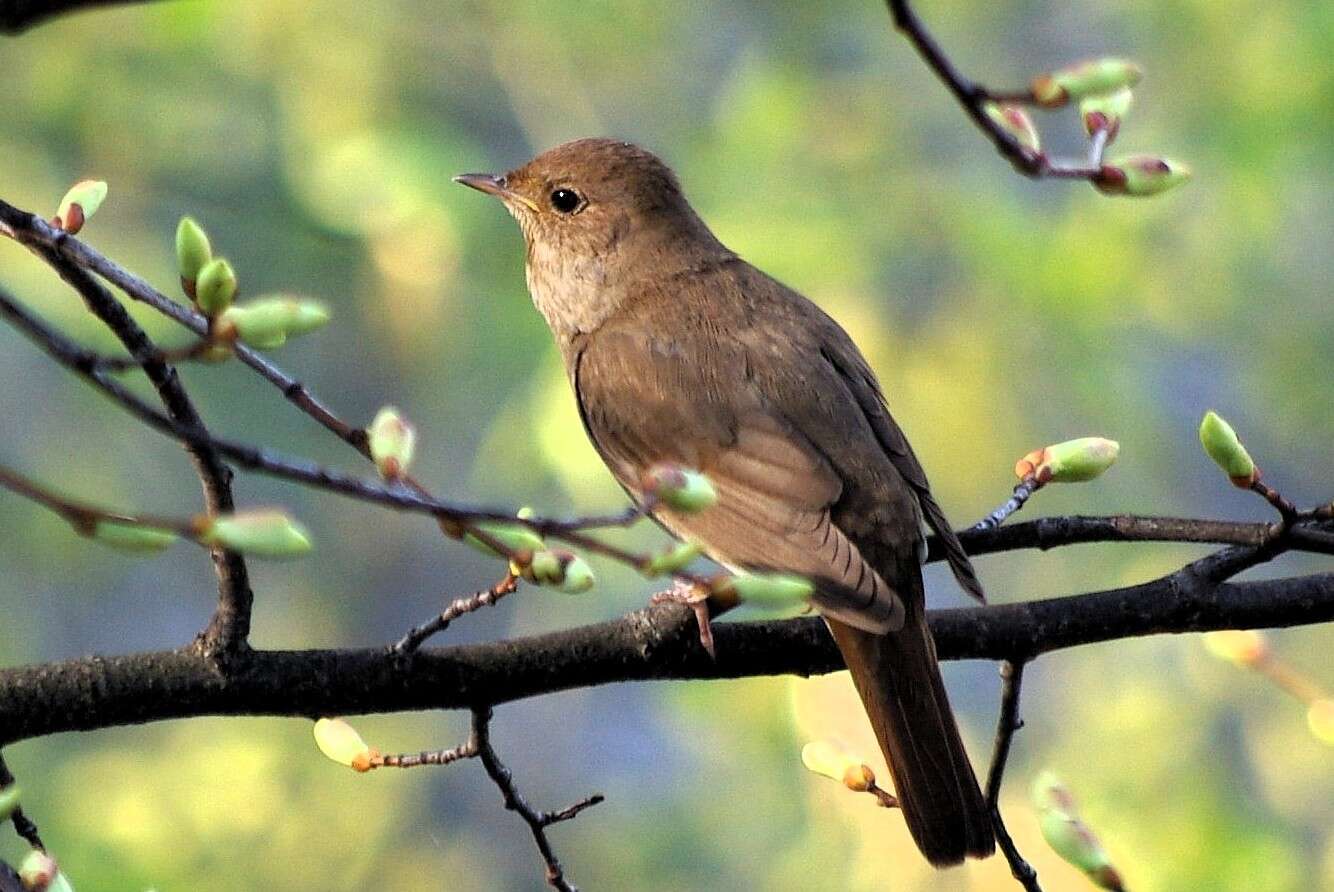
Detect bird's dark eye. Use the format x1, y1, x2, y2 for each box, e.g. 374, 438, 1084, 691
549, 188, 582, 214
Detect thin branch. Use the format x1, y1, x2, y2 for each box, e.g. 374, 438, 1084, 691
0, 753, 42, 851
394, 574, 521, 653
985, 661, 1041, 892
884, 0, 1104, 182
375, 739, 477, 770
471, 707, 603, 892
971, 476, 1043, 532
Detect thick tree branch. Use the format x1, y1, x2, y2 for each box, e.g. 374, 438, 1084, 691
0, 572, 1328, 746
0, 0, 151, 33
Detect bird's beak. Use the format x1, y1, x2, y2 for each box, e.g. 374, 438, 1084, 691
453, 173, 539, 212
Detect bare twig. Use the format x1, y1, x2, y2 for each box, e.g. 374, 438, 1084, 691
471, 707, 604, 891
985, 661, 1041, 892
394, 574, 521, 653
375, 739, 478, 770
971, 476, 1043, 532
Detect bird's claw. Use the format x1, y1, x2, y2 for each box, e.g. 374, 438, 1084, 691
650, 580, 716, 658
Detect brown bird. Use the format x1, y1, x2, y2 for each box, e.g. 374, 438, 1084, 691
456, 138, 995, 866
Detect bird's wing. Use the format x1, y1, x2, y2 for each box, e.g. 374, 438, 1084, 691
570, 326, 906, 633
816, 339, 986, 603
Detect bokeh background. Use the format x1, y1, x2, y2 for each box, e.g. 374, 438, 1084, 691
1, 0, 1331, 889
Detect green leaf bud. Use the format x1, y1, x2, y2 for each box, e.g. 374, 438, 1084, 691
194, 258, 238, 316
642, 463, 718, 513
1198, 410, 1257, 486
983, 102, 1041, 154
367, 406, 417, 480
1094, 156, 1191, 197
175, 216, 213, 289
313, 718, 377, 772
1032, 58, 1143, 107
524, 549, 596, 593
197, 509, 312, 558
53, 179, 107, 234
18, 849, 59, 891
1015, 437, 1120, 484
87, 520, 179, 553
0, 785, 20, 822
716, 572, 815, 608
463, 521, 545, 558
1033, 771, 1124, 891
215, 298, 330, 349
642, 541, 704, 577
1080, 88, 1133, 141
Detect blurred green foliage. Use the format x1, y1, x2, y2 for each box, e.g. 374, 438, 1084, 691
0, 0, 1330, 889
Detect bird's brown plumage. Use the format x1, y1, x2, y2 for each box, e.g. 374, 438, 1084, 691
457, 137, 995, 865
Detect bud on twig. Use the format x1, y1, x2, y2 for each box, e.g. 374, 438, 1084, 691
1203, 629, 1268, 667
800, 741, 878, 793
714, 572, 815, 608
85, 520, 179, 553
1307, 700, 1334, 746
313, 718, 378, 772
1198, 411, 1257, 487
1031, 58, 1143, 107
52, 179, 107, 234
214, 298, 331, 349
1080, 88, 1133, 141
0, 784, 20, 822
196, 509, 313, 558
523, 549, 596, 593
17, 849, 60, 891
642, 541, 704, 577
1014, 437, 1120, 484
175, 216, 213, 294
462, 521, 545, 558
641, 463, 717, 513
1032, 771, 1124, 891
1094, 156, 1191, 197
194, 258, 237, 316
367, 406, 417, 480
984, 103, 1041, 154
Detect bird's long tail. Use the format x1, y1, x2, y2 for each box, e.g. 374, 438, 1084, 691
826, 602, 994, 866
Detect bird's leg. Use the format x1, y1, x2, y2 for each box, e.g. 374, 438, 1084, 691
650, 579, 716, 658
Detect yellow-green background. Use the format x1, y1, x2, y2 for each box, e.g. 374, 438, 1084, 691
1, 0, 1330, 889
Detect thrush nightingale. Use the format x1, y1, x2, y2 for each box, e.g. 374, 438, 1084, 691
456, 138, 994, 866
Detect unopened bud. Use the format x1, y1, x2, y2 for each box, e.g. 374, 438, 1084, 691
367, 406, 417, 480
1032, 58, 1143, 107
642, 541, 704, 577
1015, 437, 1120, 484
86, 520, 179, 553
215, 298, 331, 349
1203, 629, 1268, 667
175, 216, 213, 293
1307, 699, 1334, 746
1198, 411, 1257, 486
196, 509, 312, 558
801, 740, 875, 792
194, 258, 237, 316
1080, 88, 1133, 141
0, 785, 20, 822
715, 572, 815, 608
313, 718, 378, 772
984, 103, 1041, 154
18, 849, 58, 891
523, 549, 596, 593
642, 463, 717, 513
1094, 155, 1191, 197
53, 179, 107, 234
463, 521, 545, 559
1033, 771, 1123, 891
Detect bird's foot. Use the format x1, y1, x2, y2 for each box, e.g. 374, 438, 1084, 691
650, 580, 716, 659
